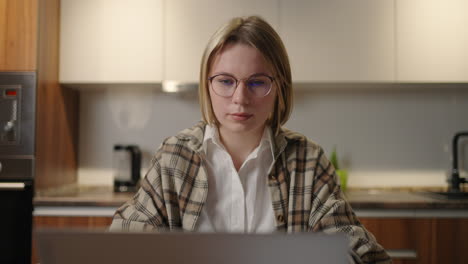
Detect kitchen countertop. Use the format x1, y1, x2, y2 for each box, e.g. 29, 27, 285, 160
34, 185, 468, 210
345, 189, 468, 209
34, 185, 131, 207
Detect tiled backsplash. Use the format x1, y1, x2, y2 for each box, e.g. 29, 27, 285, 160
78, 85, 468, 188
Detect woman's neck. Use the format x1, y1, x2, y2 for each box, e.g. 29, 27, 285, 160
218, 125, 265, 171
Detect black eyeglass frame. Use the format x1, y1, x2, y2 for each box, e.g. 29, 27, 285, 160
208, 73, 275, 98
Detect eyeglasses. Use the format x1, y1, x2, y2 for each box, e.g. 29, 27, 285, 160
208, 73, 274, 98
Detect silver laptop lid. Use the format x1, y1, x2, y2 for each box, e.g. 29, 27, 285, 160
36, 228, 348, 264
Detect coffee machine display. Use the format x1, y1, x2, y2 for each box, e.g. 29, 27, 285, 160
113, 145, 141, 192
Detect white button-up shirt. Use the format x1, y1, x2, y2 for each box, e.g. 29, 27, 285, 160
196, 124, 277, 233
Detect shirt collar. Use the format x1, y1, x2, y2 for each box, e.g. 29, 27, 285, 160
202, 124, 222, 153
262, 126, 275, 161
202, 124, 274, 160
178, 121, 291, 159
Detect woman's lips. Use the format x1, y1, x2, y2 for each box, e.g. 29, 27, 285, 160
231, 113, 253, 121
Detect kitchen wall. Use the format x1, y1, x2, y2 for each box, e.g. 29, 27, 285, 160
78, 85, 468, 188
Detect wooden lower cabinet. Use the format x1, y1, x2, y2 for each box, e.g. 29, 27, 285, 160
31, 216, 468, 264
32, 216, 113, 264
360, 218, 432, 264
360, 217, 468, 264
432, 218, 468, 264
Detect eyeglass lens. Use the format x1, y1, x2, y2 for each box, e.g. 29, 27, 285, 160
211, 74, 272, 97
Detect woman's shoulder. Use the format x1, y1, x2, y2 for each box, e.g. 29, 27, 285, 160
160, 120, 206, 147
280, 127, 323, 151
149, 121, 207, 165
151, 121, 207, 161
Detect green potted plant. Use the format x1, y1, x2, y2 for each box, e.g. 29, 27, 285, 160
330, 146, 348, 192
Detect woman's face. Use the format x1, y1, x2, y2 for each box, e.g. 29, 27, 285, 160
208, 43, 277, 137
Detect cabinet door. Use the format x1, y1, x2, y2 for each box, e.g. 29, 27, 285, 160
279, 0, 395, 82
164, 0, 279, 82
433, 218, 468, 264
359, 218, 433, 264
32, 216, 113, 264
397, 0, 468, 82
0, 0, 37, 71
33, 215, 113, 228
60, 0, 163, 83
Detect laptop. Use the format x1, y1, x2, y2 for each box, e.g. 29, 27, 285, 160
36, 228, 348, 264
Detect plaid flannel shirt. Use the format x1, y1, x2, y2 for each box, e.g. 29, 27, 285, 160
110, 121, 391, 263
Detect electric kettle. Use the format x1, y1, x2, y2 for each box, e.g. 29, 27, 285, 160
113, 144, 141, 192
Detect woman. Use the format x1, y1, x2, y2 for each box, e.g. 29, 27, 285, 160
111, 16, 390, 263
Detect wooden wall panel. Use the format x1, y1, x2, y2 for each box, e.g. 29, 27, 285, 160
0, 0, 38, 71
35, 0, 79, 190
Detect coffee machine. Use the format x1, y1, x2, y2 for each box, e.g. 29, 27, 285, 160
113, 145, 141, 192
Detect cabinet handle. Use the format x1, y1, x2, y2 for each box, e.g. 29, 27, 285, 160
0, 182, 25, 190
387, 249, 417, 259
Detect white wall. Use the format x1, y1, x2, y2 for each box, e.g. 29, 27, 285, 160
78, 86, 468, 188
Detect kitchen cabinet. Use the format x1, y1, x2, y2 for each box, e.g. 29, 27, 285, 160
279, 0, 395, 82
0, 0, 37, 71
32, 216, 113, 264
433, 218, 468, 264
360, 217, 468, 264
58, 0, 468, 84
33, 216, 112, 230
32, 189, 468, 264
60, 0, 279, 84
360, 218, 431, 263
164, 0, 279, 82
31, 215, 468, 264
59, 0, 164, 83
396, 0, 468, 82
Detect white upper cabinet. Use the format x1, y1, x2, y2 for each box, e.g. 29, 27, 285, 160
164, 0, 279, 82
279, 0, 395, 82
60, 0, 163, 83
396, 0, 468, 82
58, 0, 467, 84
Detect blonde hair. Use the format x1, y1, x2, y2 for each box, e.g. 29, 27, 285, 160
199, 16, 293, 135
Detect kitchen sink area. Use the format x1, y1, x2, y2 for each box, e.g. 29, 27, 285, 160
337, 188, 468, 211
422, 191, 468, 200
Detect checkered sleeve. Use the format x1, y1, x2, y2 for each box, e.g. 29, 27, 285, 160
109, 149, 170, 231
308, 148, 391, 264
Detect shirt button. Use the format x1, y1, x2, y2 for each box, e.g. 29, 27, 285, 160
277, 214, 285, 223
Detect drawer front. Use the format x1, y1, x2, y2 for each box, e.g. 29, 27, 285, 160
359, 218, 432, 263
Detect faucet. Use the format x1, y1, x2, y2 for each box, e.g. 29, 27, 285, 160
450, 131, 468, 192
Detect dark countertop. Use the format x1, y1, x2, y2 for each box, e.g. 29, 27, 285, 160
34, 185, 133, 207
33, 185, 468, 210
345, 189, 468, 210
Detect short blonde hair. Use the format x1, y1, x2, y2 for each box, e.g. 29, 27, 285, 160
199, 16, 293, 135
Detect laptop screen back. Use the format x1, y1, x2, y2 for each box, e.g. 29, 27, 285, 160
36, 228, 348, 264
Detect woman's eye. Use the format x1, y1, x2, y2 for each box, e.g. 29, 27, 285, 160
218, 79, 234, 85
248, 80, 265, 87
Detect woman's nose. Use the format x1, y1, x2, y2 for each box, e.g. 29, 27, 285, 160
232, 81, 250, 105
